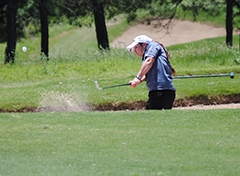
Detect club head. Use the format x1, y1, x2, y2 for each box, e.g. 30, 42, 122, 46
94, 81, 100, 89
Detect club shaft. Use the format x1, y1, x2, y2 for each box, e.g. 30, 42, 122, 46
101, 83, 130, 89
173, 72, 234, 79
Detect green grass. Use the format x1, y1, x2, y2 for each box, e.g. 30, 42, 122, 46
0, 109, 240, 176
175, 8, 227, 27
0, 35, 239, 110
169, 36, 240, 75
0, 13, 240, 111
0, 14, 240, 176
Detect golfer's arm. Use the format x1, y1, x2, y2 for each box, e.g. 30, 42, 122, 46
137, 57, 154, 80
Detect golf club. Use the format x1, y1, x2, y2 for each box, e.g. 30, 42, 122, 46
94, 72, 234, 90
94, 81, 130, 90
173, 72, 234, 79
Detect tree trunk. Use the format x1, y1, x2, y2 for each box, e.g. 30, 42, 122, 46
39, 0, 49, 59
226, 0, 233, 47
5, 0, 17, 64
93, 2, 109, 50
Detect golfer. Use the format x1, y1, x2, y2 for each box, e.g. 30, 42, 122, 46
127, 35, 176, 110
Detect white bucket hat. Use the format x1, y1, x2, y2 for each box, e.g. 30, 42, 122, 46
126, 35, 152, 52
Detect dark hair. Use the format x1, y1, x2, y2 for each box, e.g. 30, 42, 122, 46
156, 42, 176, 76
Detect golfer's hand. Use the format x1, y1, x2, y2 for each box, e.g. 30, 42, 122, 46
129, 78, 141, 88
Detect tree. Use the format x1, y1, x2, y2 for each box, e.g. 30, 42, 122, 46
179, 0, 239, 47
55, 0, 110, 50
0, 1, 8, 42
39, 0, 49, 59
92, 1, 109, 50
226, 0, 233, 47
226, 0, 240, 47
5, 0, 17, 64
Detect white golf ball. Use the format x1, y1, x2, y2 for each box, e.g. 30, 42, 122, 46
22, 46, 27, 52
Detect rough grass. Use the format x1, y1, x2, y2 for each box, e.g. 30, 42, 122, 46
0, 36, 239, 111
0, 17, 239, 111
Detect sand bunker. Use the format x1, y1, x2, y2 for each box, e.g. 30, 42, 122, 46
111, 19, 237, 48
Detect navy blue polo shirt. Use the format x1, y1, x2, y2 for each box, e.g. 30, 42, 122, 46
142, 41, 175, 92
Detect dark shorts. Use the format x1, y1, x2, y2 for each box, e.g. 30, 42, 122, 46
147, 90, 176, 110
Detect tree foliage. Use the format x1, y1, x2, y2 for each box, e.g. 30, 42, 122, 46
1, 0, 240, 64
1, 0, 239, 41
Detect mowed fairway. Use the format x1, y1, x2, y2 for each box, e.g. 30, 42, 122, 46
0, 109, 239, 176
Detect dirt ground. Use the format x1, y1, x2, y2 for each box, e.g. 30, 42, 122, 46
94, 94, 240, 111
